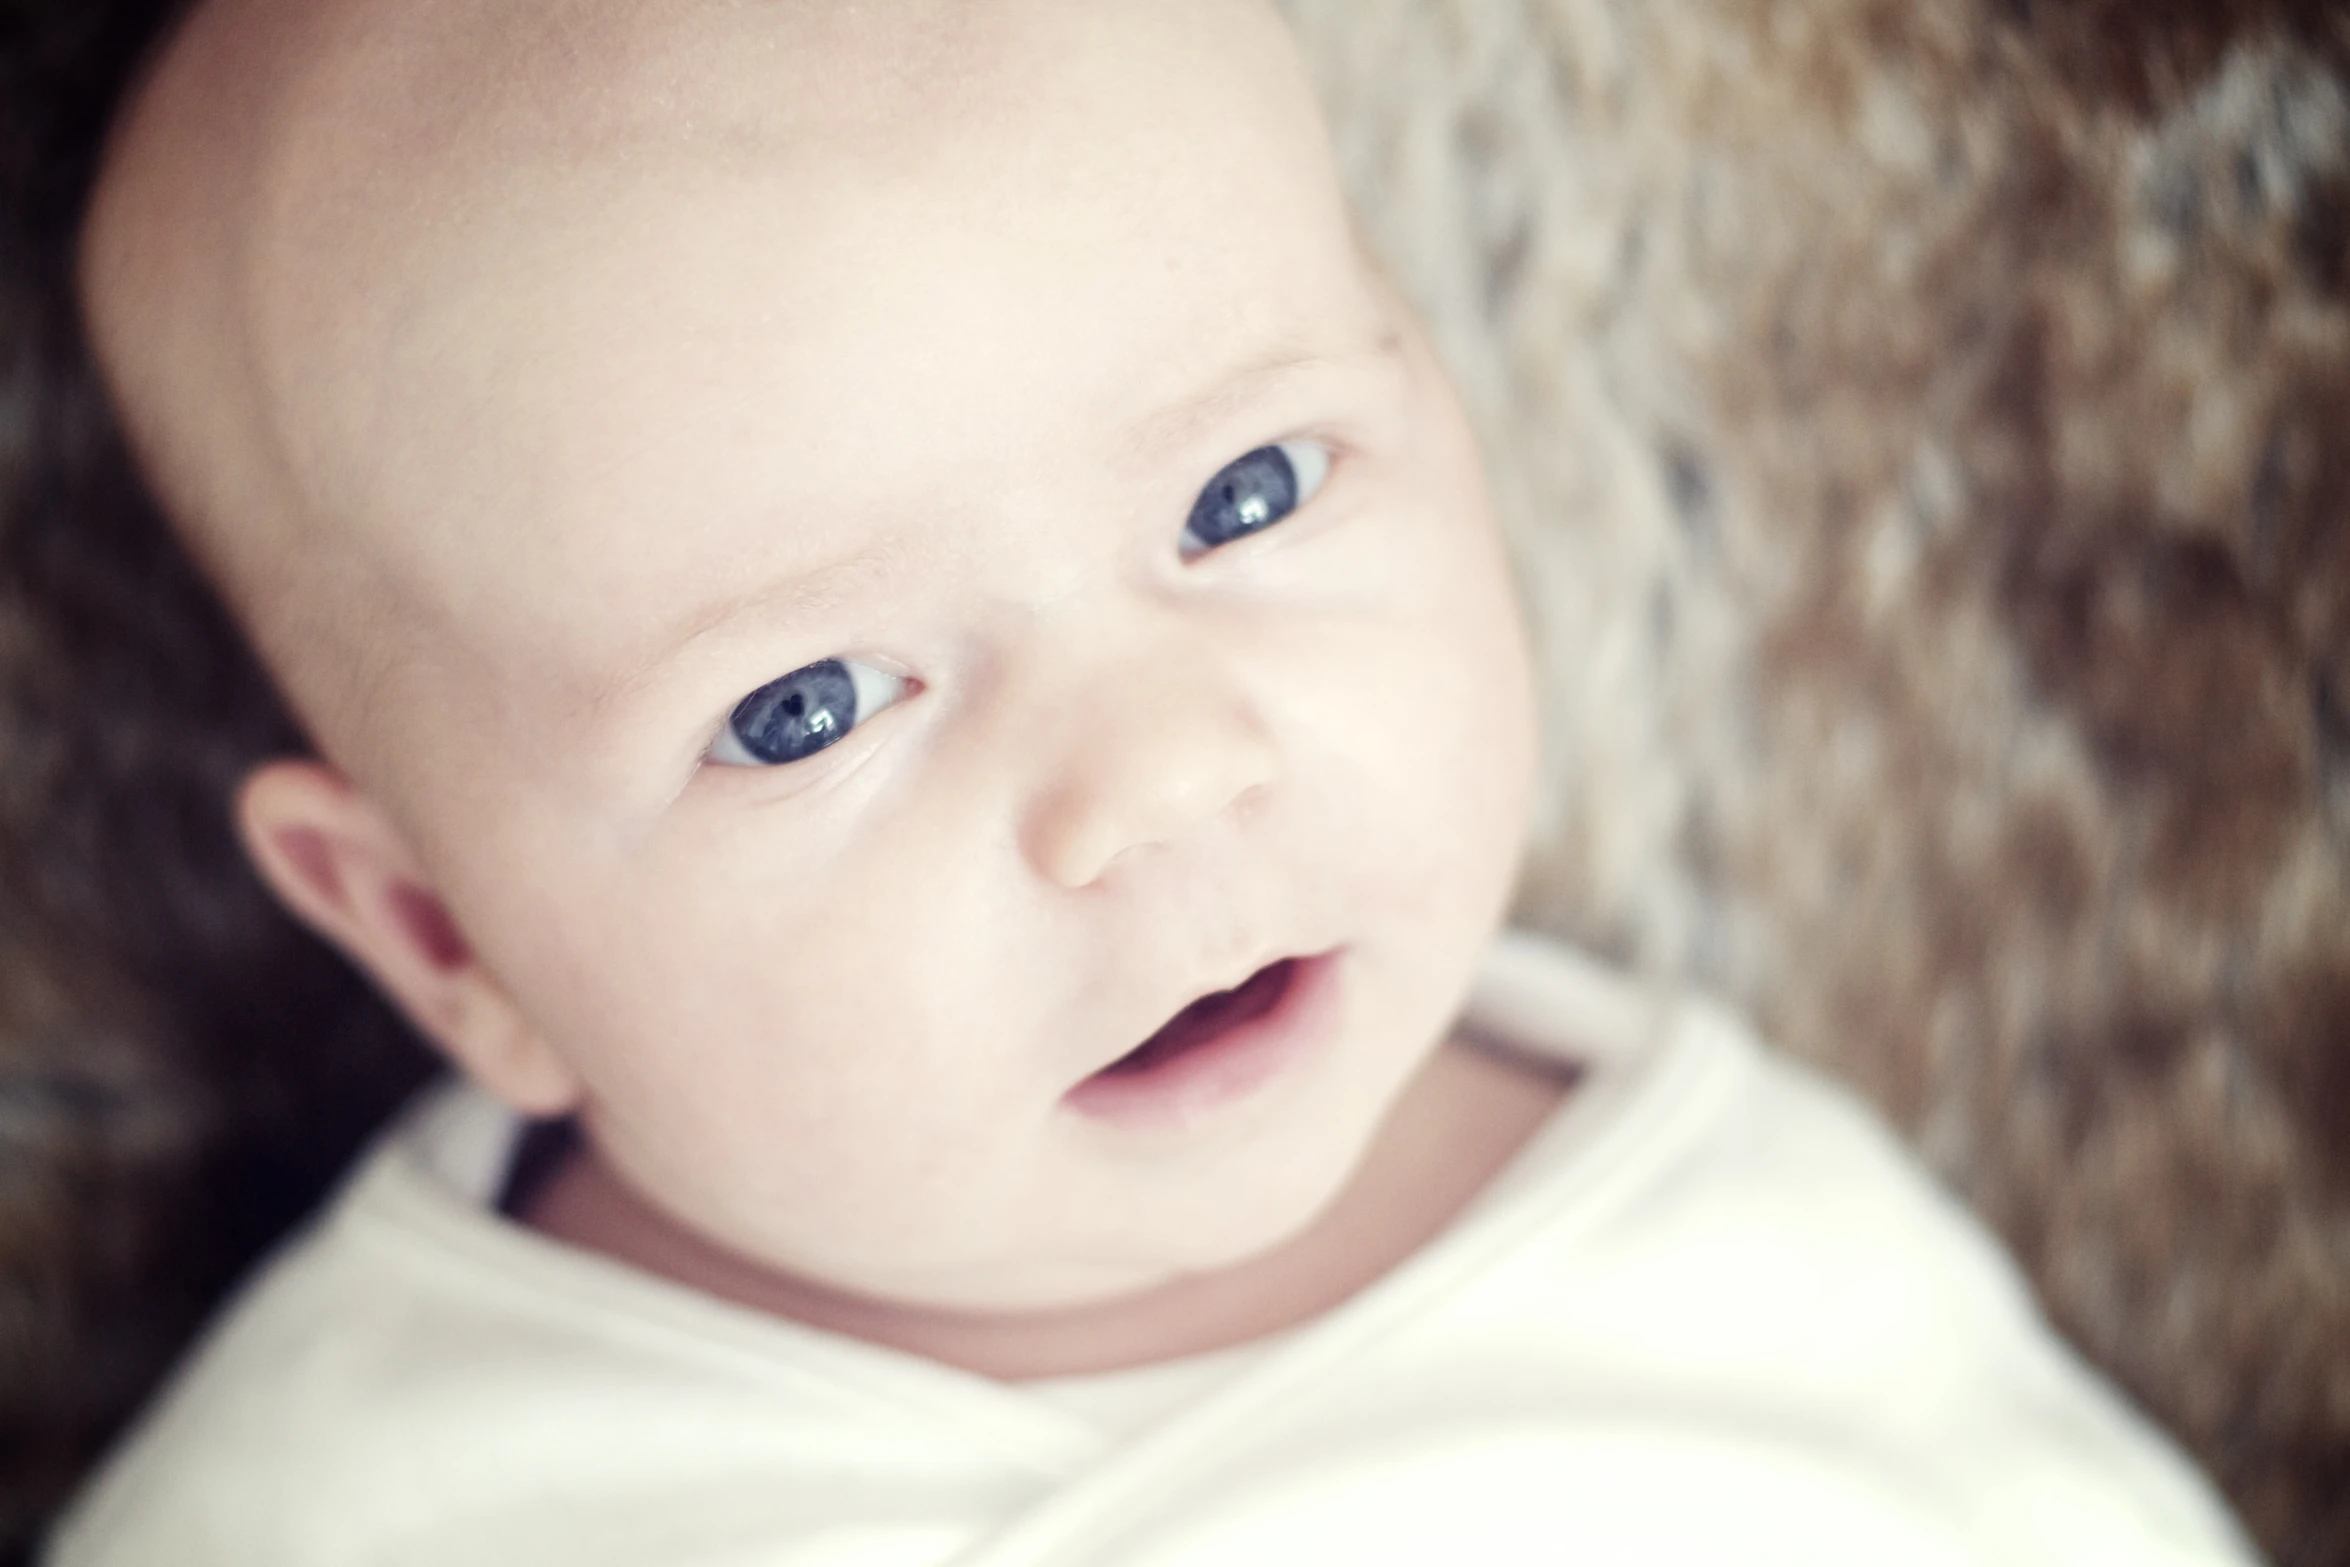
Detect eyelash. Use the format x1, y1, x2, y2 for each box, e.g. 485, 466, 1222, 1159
707, 436, 1337, 770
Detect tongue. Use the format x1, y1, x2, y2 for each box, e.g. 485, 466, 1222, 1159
1102, 960, 1295, 1077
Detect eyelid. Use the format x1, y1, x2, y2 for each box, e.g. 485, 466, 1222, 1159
706, 657, 911, 768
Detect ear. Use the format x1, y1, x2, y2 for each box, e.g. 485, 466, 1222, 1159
236, 758, 583, 1117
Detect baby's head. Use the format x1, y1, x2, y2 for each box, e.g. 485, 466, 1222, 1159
80, 0, 1536, 1314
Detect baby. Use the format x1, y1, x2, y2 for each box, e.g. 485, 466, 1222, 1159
45, 0, 2259, 1562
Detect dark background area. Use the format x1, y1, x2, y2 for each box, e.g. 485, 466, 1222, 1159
1, 6, 429, 1561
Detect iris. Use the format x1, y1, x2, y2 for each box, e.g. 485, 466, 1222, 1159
724, 658, 859, 766
1181, 440, 1328, 554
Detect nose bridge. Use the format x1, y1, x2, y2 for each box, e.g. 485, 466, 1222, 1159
1015, 608, 1279, 890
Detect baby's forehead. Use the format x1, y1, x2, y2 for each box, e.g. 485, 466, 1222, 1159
83, 0, 1355, 773
87, 0, 1166, 477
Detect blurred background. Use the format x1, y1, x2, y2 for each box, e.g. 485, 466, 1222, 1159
1279, 1, 2350, 1559
3, 1, 2347, 1563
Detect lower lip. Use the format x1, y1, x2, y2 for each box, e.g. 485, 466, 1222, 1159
1064, 951, 1344, 1129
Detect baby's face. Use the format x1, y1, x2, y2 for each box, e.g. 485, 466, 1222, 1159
93, 0, 1536, 1311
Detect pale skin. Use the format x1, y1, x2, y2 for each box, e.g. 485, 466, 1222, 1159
81, 0, 1563, 1377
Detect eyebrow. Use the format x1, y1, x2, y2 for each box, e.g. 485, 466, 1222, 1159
594, 542, 908, 720
1115, 327, 1406, 470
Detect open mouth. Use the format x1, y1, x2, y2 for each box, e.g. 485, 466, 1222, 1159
1097, 958, 1302, 1078
1065, 952, 1338, 1127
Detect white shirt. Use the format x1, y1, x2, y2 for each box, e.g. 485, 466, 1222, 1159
46, 933, 2260, 1566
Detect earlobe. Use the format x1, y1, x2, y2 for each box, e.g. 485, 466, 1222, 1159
235, 759, 583, 1117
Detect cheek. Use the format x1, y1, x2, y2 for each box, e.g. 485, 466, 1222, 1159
1336, 458, 1537, 863
463, 807, 1043, 1231
1451, 540, 1541, 836
1260, 529, 1534, 1027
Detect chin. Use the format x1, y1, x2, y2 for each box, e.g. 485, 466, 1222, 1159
1163, 1106, 1393, 1281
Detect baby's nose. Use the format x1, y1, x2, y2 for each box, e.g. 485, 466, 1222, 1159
1018, 641, 1280, 890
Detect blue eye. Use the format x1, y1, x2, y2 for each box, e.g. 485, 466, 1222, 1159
710, 657, 909, 768
1180, 439, 1331, 555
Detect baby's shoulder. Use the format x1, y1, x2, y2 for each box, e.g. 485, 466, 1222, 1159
42, 1168, 492, 1566
39, 1093, 907, 1567
1470, 932, 2025, 1303
1477, 962, 2061, 1392
1446, 941, 2251, 1561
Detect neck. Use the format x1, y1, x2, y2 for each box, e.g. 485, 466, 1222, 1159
519, 1038, 1570, 1380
